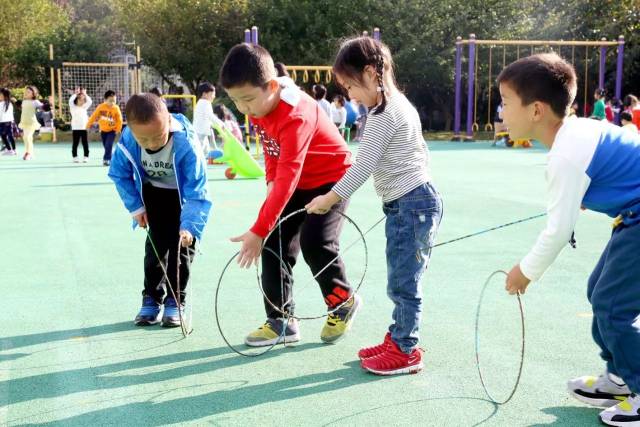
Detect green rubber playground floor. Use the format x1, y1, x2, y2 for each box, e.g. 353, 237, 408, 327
1, 140, 613, 426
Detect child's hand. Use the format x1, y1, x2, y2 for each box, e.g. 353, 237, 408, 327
305, 191, 341, 215
179, 230, 193, 247
134, 212, 148, 228
266, 181, 274, 196
230, 230, 263, 268
505, 264, 531, 295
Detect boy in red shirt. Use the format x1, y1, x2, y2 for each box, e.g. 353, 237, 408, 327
220, 43, 361, 347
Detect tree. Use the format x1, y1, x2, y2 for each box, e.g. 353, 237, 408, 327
115, 0, 250, 93
0, 1, 69, 88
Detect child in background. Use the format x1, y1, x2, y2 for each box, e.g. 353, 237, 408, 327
108, 94, 211, 327
87, 90, 123, 166
18, 86, 45, 160
193, 82, 222, 156
219, 43, 359, 347
306, 36, 442, 376
591, 89, 606, 120
499, 53, 640, 427
213, 104, 244, 144
621, 111, 638, 134
69, 87, 92, 162
312, 84, 332, 118
330, 94, 347, 136
0, 88, 17, 156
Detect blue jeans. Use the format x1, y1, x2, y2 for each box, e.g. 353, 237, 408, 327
588, 221, 640, 393
383, 182, 443, 353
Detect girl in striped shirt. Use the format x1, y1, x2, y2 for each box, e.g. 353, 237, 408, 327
306, 36, 443, 376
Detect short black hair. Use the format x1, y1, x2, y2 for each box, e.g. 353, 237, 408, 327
621, 111, 633, 122
312, 84, 327, 100
104, 90, 116, 99
497, 53, 577, 118
274, 62, 289, 78
149, 87, 163, 97
219, 43, 276, 89
125, 93, 168, 124
197, 82, 216, 99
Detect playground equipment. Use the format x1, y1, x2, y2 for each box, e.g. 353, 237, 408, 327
212, 123, 265, 180
48, 44, 142, 140
452, 35, 625, 140
240, 26, 381, 150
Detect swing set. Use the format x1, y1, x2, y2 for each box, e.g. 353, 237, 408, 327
452, 34, 626, 141
240, 26, 381, 154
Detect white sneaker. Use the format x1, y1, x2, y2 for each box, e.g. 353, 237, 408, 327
568, 371, 631, 408
73, 157, 80, 163
82, 157, 88, 163
600, 394, 640, 426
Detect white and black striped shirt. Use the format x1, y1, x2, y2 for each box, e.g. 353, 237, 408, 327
333, 92, 431, 202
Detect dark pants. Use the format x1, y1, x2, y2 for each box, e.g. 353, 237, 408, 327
261, 183, 352, 319
101, 131, 116, 161
72, 130, 89, 157
588, 221, 640, 393
0, 122, 16, 150
143, 183, 195, 304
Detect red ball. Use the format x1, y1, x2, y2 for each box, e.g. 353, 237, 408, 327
225, 168, 237, 179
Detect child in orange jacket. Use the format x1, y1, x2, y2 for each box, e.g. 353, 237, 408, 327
87, 90, 123, 166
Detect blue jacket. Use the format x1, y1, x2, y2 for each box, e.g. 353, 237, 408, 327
108, 114, 212, 240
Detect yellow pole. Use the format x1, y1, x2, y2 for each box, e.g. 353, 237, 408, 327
56, 68, 63, 139
49, 44, 57, 142
136, 46, 142, 93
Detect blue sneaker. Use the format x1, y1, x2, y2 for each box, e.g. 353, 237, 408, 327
134, 296, 161, 326
161, 297, 184, 328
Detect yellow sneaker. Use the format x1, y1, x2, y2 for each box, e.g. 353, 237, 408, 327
320, 294, 362, 343
244, 318, 300, 347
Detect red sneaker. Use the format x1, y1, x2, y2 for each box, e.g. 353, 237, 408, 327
358, 332, 392, 360
361, 339, 424, 375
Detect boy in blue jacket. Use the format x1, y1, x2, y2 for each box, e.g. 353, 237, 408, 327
109, 93, 211, 327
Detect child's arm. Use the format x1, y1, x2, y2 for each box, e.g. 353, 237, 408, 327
177, 142, 212, 242
251, 115, 314, 238
85, 94, 92, 110
114, 105, 123, 132
107, 133, 146, 223
69, 94, 76, 109
86, 105, 100, 129
507, 155, 590, 293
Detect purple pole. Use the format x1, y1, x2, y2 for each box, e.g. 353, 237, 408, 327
244, 29, 250, 43
251, 26, 259, 45
453, 36, 462, 139
373, 28, 381, 41
615, 35, 625, 100
599, 38, 606, 90
466, 34, 476, 139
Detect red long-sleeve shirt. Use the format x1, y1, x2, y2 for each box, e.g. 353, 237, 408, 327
249, 86, 352, 237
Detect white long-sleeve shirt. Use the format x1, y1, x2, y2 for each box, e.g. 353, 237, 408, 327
69, 94, 93, 130
193, 99, 223, 135
520, 118, 640, 281
333, 92, 430, 203
0, 101, 14, 123
330, 104, 347, 128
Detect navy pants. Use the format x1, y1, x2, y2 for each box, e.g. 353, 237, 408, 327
101, 131, 116, 161
588, 221, 640, 393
